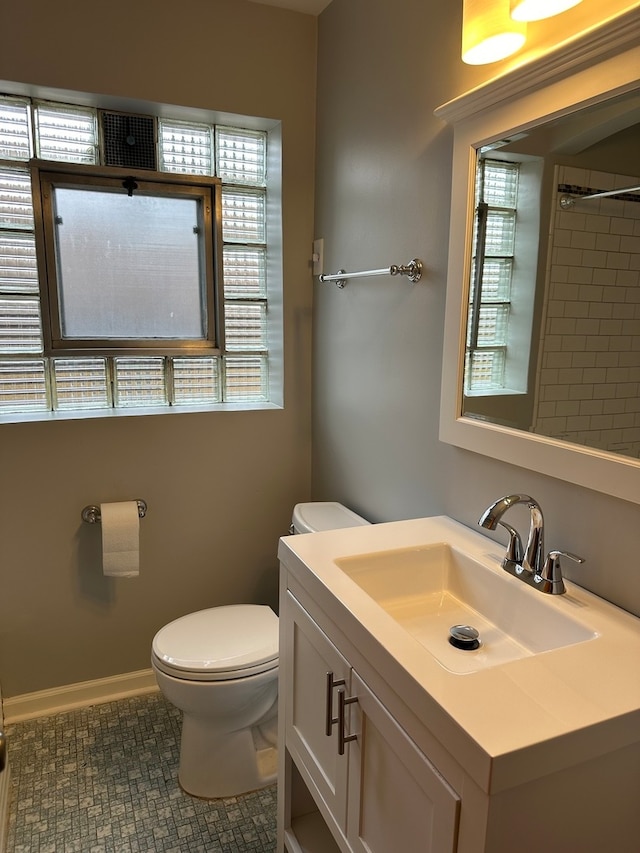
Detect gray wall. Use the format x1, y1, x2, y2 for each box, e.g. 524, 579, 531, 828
2, 0, 639, 700
312, 0, 640, 618
0, 0, 317, 697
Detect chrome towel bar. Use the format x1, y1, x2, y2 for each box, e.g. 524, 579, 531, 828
319, 258, 423, 288
81, 500, 147, 524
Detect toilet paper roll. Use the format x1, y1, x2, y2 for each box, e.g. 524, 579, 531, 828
101, 501, 140, 578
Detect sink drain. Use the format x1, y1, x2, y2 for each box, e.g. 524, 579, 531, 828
448, 624, 480, 651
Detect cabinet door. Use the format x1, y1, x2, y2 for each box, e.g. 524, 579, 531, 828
283, 592, 351, 832
346, 671, 460, 853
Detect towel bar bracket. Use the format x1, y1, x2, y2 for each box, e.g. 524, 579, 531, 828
82, 500, 147, 524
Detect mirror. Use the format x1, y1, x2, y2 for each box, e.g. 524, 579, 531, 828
438, 21, 640, 504
463, 92, 639, 458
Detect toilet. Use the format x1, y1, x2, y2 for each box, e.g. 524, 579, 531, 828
151, 501, 370, 799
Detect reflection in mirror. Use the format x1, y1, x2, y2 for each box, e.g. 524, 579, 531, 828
462, 91, 640, 460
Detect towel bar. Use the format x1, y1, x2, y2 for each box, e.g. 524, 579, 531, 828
319, 258, 423, 288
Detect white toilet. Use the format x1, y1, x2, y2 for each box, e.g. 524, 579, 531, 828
151, 501, 370, 799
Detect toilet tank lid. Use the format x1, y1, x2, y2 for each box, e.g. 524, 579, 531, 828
292, 501, 370, 534
152, 604, 278, 674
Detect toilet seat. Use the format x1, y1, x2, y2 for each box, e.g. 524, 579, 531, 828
152, 604, 279, 682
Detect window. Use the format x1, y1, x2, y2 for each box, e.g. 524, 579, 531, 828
36, 166, 218, 352
0, 95, 276, 416
465, 158, 519, 392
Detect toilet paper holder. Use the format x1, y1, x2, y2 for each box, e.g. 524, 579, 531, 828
81, 500, 147, 524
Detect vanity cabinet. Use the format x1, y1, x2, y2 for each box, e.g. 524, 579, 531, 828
278, 518, 640, 853
279, 589, 460, 853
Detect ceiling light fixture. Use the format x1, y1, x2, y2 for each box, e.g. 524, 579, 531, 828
462, 0, 527, 65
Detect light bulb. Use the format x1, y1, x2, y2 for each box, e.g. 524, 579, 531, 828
510, 0, 582, 22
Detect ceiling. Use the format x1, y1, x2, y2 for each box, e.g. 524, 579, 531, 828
249, 0, 332, 13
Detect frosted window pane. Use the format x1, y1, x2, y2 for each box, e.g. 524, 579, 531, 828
53, 187, 206, 339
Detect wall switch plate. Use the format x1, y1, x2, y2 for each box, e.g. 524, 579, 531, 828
312, 238, 324, 277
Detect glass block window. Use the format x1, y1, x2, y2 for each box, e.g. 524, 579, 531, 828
113, 358, 167, 407
34, 103, 97, 164
0, 168, 34, 230
466, 158, 519, 393
465, 349, 506, 392
217, 129, 268, 402
0, 92, 275, 417
216, 127, 266, 186
0, 233, 38, 294
172, 357, 220, 405
53, 358, 110, 410
224, 355, 268, 402
0, 297, 43, 352
0, 358, 48, 412
159, 119, 213, 176
222, 188, 266, 244
0, 97, 32, 161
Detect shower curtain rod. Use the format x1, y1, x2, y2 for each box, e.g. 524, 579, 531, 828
559, 184, 640, 209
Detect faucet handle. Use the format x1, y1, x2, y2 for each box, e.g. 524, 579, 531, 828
497, 521, 524, 563
539, 549, 585, 595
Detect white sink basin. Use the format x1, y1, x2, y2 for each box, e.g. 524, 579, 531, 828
335, 543, 597, 674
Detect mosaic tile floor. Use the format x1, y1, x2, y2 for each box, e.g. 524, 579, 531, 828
5, 692, 277, 852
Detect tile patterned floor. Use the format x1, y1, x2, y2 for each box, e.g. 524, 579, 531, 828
5, 692, 277, 852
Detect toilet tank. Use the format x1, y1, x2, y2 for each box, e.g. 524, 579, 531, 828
291, 502, 370, 535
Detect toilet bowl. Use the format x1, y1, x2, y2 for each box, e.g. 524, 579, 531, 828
151, 501, 369, 799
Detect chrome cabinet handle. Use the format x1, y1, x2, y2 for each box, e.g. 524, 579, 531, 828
0, 731, 6, 772
337, 688, 358, 755
325, 672, 346, 736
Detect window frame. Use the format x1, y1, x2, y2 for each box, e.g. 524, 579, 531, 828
31, 160, 225, 358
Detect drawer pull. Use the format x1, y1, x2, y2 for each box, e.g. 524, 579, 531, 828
325, 672, 346, 736
337, 688, 358, 755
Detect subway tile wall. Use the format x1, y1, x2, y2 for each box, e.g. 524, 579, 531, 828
532, 166, 640, 457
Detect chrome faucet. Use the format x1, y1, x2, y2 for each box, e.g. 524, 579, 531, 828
478, 494, 584, 595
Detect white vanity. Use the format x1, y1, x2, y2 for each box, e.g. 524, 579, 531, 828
276, 516, 640, 853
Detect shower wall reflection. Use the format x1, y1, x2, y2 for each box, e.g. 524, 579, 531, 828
532, 165, 640, 458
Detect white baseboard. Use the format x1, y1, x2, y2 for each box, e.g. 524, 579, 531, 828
4, 669, 159, 724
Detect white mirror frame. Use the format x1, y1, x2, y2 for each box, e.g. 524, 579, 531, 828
437, 11, 640, 505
